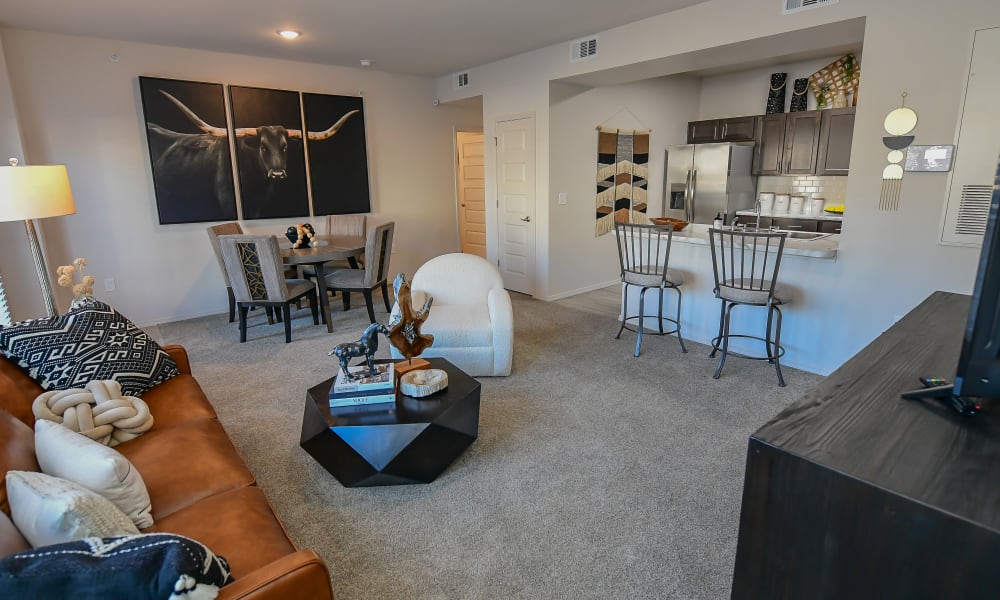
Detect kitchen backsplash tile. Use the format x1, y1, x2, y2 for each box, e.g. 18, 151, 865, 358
758, 175, 847, 205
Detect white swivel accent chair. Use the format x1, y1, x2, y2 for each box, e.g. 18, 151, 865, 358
390, 253, 513, 376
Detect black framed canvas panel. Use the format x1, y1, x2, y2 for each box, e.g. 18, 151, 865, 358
139, 77, 238, 224
228, 86, 310, 220
302, 93, 371, 215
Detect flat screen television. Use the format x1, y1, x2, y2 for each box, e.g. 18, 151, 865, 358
902, 155, 1000, 415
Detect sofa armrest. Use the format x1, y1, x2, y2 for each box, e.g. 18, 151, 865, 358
487, 287, 514, 375
162, 345, 191, 375
216, 550, 332, 600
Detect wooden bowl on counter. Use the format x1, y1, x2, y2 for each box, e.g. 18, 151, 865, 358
649, 217, 690, 231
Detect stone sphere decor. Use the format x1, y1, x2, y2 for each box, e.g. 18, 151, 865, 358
399, 368, 448, 398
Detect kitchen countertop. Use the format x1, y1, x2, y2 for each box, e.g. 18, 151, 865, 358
668, 223, 839, 259
736, 209, 844, 222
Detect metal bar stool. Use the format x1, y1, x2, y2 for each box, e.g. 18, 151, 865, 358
614, 221, 687, 357
708, 227, 791, 386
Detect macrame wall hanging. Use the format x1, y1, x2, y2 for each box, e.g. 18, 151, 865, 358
596, 125, 650, 236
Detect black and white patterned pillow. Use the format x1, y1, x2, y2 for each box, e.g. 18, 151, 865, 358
0, 299, 178, 397
0, 533, 233, 599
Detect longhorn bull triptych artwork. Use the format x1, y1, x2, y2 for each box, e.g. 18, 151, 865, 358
139, 76, 370, 225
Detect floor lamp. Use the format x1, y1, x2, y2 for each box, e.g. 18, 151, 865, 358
0, 158, 77, 318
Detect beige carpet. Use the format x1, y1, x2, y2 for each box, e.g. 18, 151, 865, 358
153, 292, 821, 599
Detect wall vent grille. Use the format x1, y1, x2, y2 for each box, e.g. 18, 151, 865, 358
954, 185, 992, 236
783, 0, 839, 15
454, 72, 470, 89
570, 37, 598, 62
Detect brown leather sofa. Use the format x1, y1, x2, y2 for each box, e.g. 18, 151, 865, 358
0, 345, 333, 599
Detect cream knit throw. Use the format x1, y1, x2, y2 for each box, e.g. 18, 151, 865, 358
33, 381, 154, 446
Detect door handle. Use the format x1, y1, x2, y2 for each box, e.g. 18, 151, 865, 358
461, 203, 466, 207
521, 216, 531, 222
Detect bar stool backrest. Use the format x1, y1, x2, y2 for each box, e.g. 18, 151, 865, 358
614, 221, 675, 287
708, 228, 787, 305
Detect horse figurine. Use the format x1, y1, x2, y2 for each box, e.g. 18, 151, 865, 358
328, 322, 390, 380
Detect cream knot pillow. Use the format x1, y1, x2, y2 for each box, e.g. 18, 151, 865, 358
33, 380, 154, 446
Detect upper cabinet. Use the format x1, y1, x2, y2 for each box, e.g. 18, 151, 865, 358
816, 108, 856, 176
752, 108, 856, 176
687, 116, 758, 144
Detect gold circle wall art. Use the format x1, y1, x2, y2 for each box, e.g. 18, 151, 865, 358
880, 93, 918, 212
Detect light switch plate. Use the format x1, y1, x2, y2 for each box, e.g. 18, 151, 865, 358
558, 192, 567, 205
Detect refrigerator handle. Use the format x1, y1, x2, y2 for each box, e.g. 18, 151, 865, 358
690, 170, 698, 222
684, 169, 693, 222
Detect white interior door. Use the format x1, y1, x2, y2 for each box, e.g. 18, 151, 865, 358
456, 131, 486, 258
495, 116, 535, 295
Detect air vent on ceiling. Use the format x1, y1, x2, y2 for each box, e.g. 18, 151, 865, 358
571, 37, 598, 62
954, 185, 992, 236
454, 72, 470, 90
782, 0, 839, 15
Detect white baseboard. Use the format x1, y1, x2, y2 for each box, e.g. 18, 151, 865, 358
540, 279, 619, 302
134, 307, 225, 329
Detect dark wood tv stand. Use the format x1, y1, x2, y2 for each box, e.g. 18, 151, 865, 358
731, 292, 1000, 599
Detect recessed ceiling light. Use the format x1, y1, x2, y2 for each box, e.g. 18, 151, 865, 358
360, 59, 372, 67
277, 30, 301, 40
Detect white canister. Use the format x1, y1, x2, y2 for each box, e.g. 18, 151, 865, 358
789, 195, 805, 215
806, 197, 826, 216
773, 193, 790, 214
758, 192, 775, 213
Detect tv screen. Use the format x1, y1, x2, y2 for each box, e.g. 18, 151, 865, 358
954, 156, 1000, 400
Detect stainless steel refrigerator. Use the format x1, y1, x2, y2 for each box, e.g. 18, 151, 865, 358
662, 143, 756, 225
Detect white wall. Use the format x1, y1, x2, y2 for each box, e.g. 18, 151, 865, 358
548, 76, 701, 297
434, 0, 1000, 374
0, 29, 481, 325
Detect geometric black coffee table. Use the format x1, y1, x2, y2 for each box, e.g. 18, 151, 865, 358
300, 358, 480, 487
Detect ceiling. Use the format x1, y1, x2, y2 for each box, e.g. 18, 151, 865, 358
0, 0, 709, 77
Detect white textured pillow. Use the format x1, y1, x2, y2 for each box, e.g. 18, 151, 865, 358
5, 471, 139, 548
33, 420, 153, 529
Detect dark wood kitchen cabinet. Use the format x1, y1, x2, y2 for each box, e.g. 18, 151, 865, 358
816, 107, 856, 175
782, 111, 822, 175
687, 116, 758, 144
753, 108, 855, 176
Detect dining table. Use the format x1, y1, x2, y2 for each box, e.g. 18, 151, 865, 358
280, 234, 365, 333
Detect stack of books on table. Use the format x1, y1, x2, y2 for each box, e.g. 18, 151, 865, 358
328, 363, 396, 408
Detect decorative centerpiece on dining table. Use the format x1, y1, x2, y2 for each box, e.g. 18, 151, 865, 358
285, 222, 316, 249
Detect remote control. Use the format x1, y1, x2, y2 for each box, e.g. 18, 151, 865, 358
920, 377, 948, 388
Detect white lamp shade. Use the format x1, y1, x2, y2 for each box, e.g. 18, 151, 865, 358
0, 164, 76, 222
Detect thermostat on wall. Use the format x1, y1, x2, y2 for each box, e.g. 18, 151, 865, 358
904, 145, 955, 172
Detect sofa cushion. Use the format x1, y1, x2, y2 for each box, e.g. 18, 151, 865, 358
139, 374, 219, 430
0, 299, 179, 398
0, 411, 39, 517
147, 486, 295, 579
0, 533, 233, 598
116, 418, 255, 520
422, 305, 493, 347
6, 471, 139, 547
34, 420, 153, 529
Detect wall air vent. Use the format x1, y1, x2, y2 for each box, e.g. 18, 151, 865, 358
570, 37, 598, 62
454, 72, 470, 90
954, 185, 992, 236
782, 0, 839, 15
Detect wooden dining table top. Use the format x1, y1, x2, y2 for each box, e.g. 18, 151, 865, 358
279, 235, 365, 265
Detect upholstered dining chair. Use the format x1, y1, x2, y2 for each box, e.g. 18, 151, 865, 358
206, 222, 243, 323
301, 214, 368, 281
324, 222, 395, 323
218, 234, 319, 343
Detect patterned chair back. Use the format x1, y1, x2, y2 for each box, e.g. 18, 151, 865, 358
326, 214, 367, 237
206, 222, 243, 286
362, 222, 395, 288
218, 235, 290, 303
